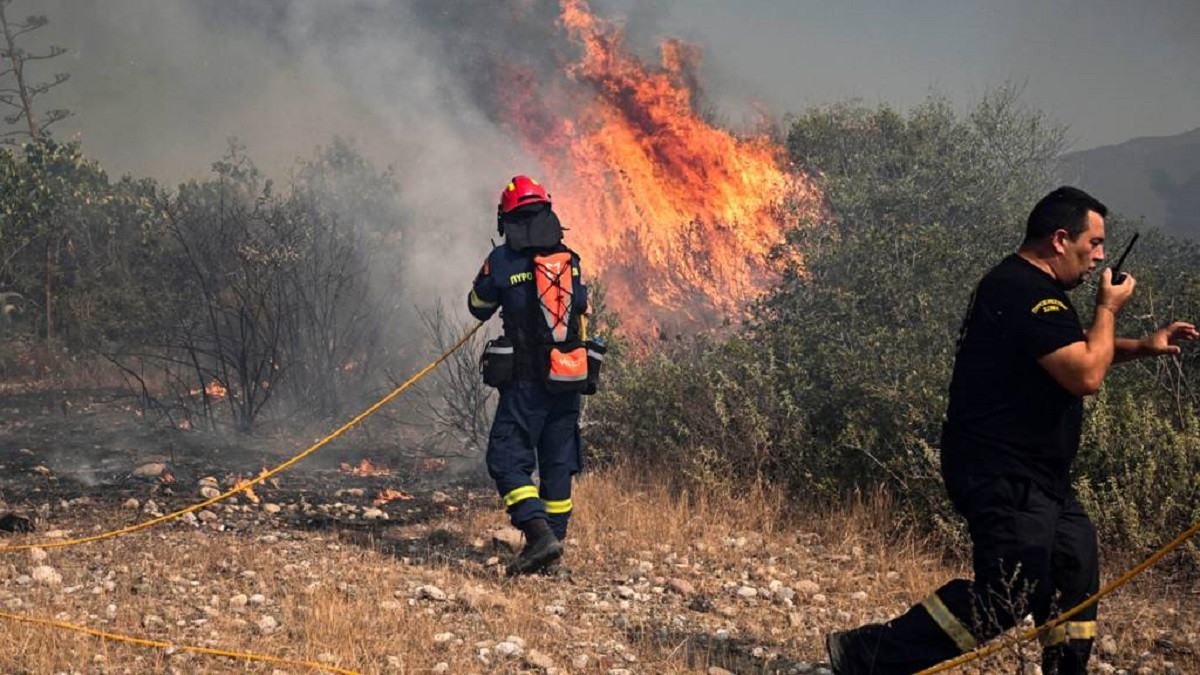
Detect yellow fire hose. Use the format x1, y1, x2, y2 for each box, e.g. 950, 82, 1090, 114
0, 609, 363, 675
0, 322, 484, 673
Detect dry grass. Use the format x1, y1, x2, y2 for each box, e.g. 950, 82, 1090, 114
0, 464, 1195, 674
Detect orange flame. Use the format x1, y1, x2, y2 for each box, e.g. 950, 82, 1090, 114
339, 459, 394, 477
232, 476, 259, 504
372, 488, 415, 507
190, 380, 227, 400
502, 0, 821, 334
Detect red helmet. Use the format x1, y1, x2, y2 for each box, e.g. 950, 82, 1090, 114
499, 175, 551, 214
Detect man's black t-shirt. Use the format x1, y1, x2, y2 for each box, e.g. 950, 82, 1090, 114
941, 254, 1086, 497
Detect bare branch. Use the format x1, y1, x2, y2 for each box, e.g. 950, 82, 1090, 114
24, 46, 66, 61
29, 73, 69, 95
10, 15, 47, 39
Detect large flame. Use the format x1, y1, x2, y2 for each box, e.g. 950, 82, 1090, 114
501, 0, 821, 334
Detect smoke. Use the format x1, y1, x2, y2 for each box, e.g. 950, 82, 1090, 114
34, 0, 610, 305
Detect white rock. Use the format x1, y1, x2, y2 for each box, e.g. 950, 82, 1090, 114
527, 648, 555, 669
199, 486, 221, 500
229, 594, 249, 609
492, 527, 524, 552
432, 663, 449, 673
417, 585, 447, 601
262, 503, 282, 515
433, 632, 456, 645
795, 580, 821, 596
737, 586, 758, 599
28, 547, 47, 562
850, 591, 868, 602
363, 508, 386, 520
256, 614, 278, 633
31, 565, 62, 586
123, 498, 140, 510
133, 462, 166, 477
667, 578, 696, 596
616, 586, 636, 599
494, 641, 523, 658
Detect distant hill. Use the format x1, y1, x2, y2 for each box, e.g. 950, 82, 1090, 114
1060, 127, 1200, 240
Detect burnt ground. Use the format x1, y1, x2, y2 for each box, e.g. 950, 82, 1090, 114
0, 386, 492, 552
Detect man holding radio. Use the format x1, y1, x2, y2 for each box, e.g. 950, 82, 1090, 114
827, 186, 1198, 674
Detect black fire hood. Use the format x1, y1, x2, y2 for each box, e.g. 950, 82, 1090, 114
500, 202, 564, 252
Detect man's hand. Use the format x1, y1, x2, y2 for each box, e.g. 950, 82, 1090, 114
1140, 321, 1200, 356
1096, 268, 1136, 314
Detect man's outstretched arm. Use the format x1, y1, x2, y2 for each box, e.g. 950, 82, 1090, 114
1113, 321, 1200, 363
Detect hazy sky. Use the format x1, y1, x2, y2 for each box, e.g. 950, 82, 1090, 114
17, 0, 1200, 184
635, 0, 1200, 153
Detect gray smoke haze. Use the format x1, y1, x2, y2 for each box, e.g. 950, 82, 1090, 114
29, 0, 571, 303
15, 0, 1200, 300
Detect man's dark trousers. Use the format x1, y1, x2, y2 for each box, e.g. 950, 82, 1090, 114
486, 380, 582, 540
836, 473, 1099, 674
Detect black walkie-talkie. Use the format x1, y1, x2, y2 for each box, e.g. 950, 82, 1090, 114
1110, 232, 1139, 285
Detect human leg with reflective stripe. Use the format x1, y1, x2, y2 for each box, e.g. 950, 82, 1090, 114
828, 474, 1060, 674
1040, 495, 1100, 675
537, 391, 582, 541
485, 381, 562, 575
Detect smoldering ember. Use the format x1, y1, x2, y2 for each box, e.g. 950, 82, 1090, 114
1, 1, 1198, 674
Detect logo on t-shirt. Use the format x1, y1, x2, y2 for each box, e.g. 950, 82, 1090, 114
1031, 298, 1068, 314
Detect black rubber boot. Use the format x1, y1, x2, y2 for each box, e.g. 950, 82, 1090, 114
826, 629, 854, 675
1042, 640, 1093, 675
505, 518, 563, 577
826, 624, 887, 675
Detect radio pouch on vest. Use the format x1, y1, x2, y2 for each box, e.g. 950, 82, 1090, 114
534, 251, 588, 393
480, 336, 515, 389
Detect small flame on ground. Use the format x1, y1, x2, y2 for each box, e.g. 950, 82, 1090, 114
372, 488, 414, 507
231, 476, 259, 504
339, 459, 394, 477
418, 457, 447, 472
189, 380, 227, 400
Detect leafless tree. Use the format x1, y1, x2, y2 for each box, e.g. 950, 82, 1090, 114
405, 301, 494, 456
0, 0, 71, 143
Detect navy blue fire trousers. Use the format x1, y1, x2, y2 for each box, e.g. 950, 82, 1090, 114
485, 380, 583, 540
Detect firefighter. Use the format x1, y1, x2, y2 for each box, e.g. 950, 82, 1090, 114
469, 175, 591, 577
826, 187, 1199, 674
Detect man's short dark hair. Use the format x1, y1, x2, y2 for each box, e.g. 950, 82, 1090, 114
1023, 186, 1108, 244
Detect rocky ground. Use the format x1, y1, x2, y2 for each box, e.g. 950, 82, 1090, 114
0, 389, 1197, 674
